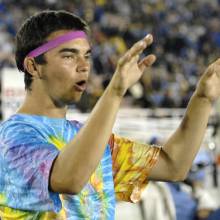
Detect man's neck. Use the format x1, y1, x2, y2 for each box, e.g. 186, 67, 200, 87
17, 92, 67, 119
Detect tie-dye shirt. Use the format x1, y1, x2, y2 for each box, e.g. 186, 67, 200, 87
0, 114, 160, 219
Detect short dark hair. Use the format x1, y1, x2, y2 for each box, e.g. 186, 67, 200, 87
15, 10, 90, 90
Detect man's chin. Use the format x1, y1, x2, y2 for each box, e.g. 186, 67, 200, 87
56, 92, 84, 106
67, 94, 82, 104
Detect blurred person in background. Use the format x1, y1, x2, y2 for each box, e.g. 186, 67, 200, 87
1, 0, 220, 111
0, 9, 220, 220
167, 149, 220, 220
141, 141, 220, 220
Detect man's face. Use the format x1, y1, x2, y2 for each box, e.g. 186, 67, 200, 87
38, 30, 91, 106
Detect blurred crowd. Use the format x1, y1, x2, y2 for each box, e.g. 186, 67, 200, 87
0, 0, 220, 112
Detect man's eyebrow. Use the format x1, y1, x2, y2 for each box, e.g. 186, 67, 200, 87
58, 48, 92, 54
85, 49, 92, 54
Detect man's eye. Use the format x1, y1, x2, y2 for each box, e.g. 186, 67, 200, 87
63, 55, 74, 59
85, 54, 91, 60
62, 53, 76, 59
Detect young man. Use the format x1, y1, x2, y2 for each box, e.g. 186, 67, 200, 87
0, 10, 220, 219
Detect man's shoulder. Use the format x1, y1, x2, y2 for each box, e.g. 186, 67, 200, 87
0, 114, 22, 130
0, 114, 36, 128
0, 114, 45, 139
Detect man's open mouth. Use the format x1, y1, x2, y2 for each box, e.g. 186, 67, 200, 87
74, 80, 87, 92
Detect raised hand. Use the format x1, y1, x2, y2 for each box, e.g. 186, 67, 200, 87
196, 58, 220, 103
108, 34, 156, 97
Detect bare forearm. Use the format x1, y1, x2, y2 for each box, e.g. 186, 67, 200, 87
163, 93, 212, 178
149, 59, 220, 182
50, 87, 122, 193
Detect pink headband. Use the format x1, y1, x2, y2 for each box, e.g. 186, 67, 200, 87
26, 30, 87, 58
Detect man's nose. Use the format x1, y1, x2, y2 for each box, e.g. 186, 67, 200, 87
76, 56, 90, 73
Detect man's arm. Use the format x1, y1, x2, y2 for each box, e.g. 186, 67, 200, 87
50, 35, 156, 194
149, 59, 220, 181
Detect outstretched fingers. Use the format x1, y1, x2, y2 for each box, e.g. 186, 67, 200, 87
118, 34, 153, 68
138, 54, 157, 72
204, 59, 220, 79
214, 58, 220, 78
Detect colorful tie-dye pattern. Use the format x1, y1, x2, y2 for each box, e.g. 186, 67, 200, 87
0, 114, 160, 219
109, 134, 161, 202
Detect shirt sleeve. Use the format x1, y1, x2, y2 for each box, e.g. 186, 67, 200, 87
109, 134, 161, 203
0, 122, 61, 213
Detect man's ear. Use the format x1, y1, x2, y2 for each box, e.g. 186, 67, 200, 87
23, 57, 42, 77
